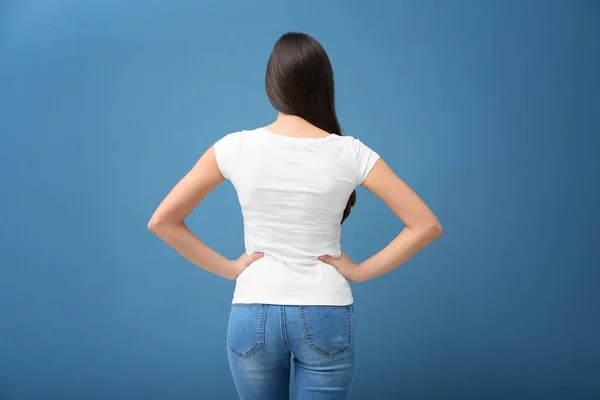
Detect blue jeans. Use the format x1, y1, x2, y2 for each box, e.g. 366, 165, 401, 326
227, 304, 355, 400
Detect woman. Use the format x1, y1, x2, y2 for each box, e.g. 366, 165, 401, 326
148, 32, 442, 400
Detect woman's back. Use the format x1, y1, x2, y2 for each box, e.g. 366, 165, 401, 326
214, 126, 379, 305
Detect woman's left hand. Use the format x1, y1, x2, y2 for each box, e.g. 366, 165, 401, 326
319, 252, 361, 283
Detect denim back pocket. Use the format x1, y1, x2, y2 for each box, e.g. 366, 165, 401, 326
227, 304, 267, 358
299, 305, 353, 358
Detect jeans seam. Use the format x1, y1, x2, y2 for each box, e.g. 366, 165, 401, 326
347, 305, 353, 353
280, 306, 290, 351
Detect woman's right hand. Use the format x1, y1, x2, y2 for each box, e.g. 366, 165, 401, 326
228, 252, 265, 280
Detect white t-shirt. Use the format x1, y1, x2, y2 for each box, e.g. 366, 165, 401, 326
213, 127, 380, 306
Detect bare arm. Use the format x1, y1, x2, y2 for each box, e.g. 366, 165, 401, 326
321, 158, 442, 282
148, 147, 262, 280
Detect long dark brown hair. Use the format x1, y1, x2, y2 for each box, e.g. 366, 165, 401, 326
265, 32, 357, 224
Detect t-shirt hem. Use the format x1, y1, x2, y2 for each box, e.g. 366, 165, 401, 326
231, 296, 354, 306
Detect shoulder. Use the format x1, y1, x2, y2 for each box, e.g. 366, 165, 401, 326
332, 134, 365, 144
332, 135, 376, 153
213, 129, 259, 179
214, 128, 261, 148
332, 135, 380, 183
217, 128, 265, 143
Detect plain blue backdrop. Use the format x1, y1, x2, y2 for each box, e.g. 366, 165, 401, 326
1, 0, 599, 399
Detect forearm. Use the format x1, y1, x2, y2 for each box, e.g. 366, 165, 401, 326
356, 224, 442, 283
149, 221, 236, 279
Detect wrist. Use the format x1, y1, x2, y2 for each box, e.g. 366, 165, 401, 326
222, 259, 238, 280
351, 262, 367, 283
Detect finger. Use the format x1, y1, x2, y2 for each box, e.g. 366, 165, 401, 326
318, 255, 338, 266
249, 252, 264, 262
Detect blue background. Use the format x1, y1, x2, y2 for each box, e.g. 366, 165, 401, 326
1, 0, 599, 399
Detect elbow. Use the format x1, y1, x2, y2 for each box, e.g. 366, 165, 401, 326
147, 218, 161, 233
427, 219, 443, 240
148, 217, 170, 234
413, 218, 442, 241
148, 216, 183, 234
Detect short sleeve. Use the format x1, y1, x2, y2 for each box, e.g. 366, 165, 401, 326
213, 131, 243, 180
354, 138, 380, 184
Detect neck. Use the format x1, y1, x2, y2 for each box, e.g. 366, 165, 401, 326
265, 112, 331, 138
275, 113, 309, 127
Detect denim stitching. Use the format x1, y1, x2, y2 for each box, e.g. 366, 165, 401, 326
280, 306, 290, 351
298, 305, 352, 359
227, 304, 267, 358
